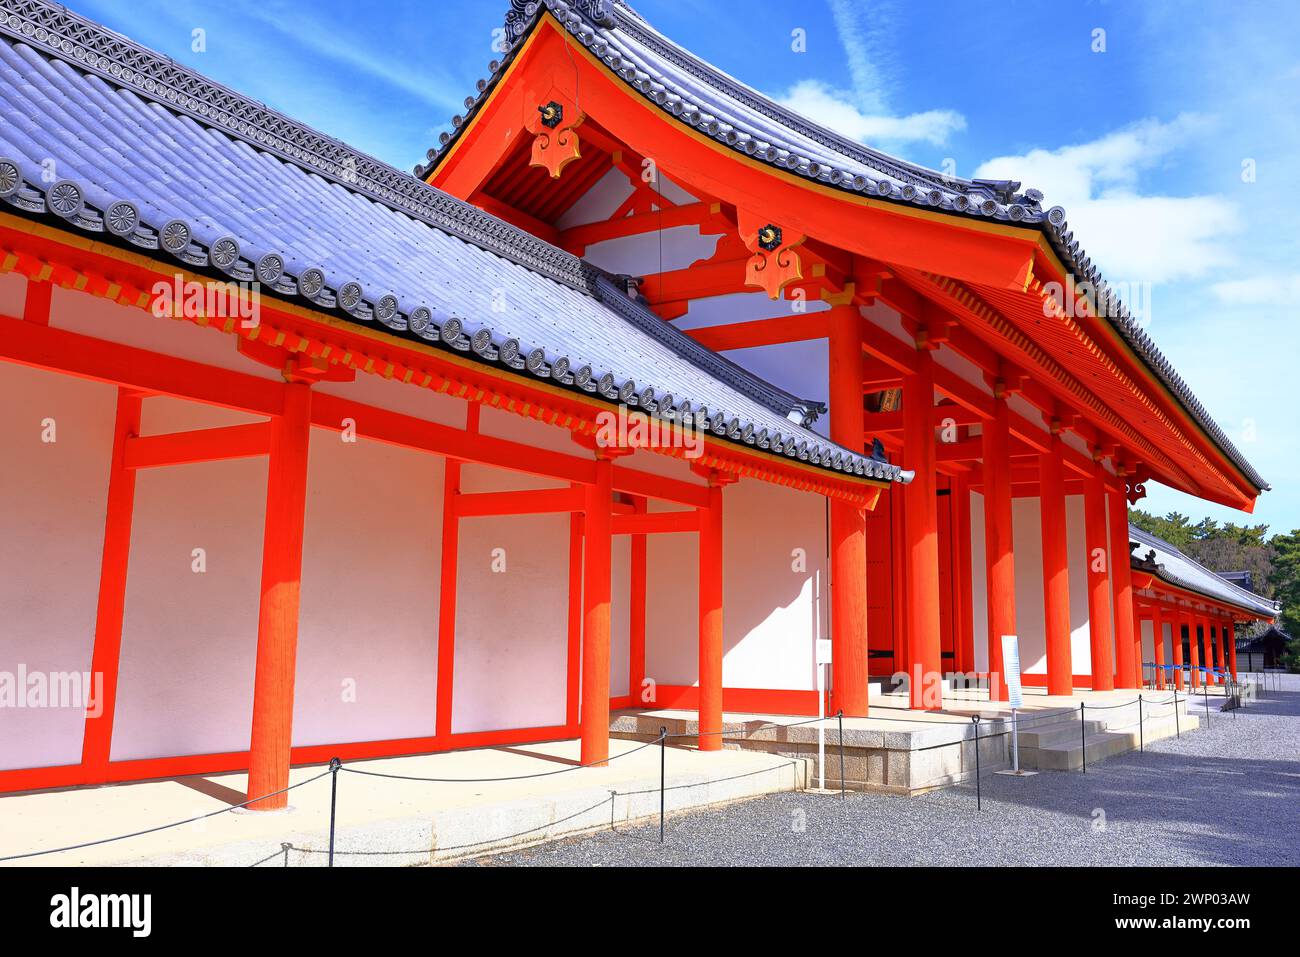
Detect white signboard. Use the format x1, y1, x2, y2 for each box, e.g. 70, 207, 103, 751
815, 638, 833, 665
1001, 634, 1023, 709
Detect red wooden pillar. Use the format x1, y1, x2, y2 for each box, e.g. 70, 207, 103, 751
80, 388, 143, 774
247, 381, 313, 810
1208, 621, 1221, 685
1151, 606, 1167, 690
435, 405, 477, 739
697, 474, 728, 750
1226, 619, 1238, 679
1171, 609, 1185, 690
981, 391, 1015, 701
1083, 463, 1114, 691
827, 307, 869, 716
1187, 612, 1202, 689
1039, 429, 1072, 697
903, 346, 941, 709
1108, 486, 1138, 688
580, 454, 614, 766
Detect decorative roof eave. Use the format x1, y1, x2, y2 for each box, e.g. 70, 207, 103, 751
1129, 526, 1279, 620
0, 0, 891, 485
1136, 564, 1279, 621
419, 0, 1267, 498
0, 210, 907, 499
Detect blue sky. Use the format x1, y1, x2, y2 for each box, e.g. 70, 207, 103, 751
75, 0, 1300, 534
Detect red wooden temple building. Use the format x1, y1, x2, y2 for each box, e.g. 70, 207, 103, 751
0, 0, 1277, 808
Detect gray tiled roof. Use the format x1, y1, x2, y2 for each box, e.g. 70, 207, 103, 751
1129, 525, 1278, 618
421, 0, 1267, 494
0, 0, 905, 484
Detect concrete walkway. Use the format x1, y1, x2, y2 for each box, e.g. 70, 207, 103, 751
0, 738, 807, 867
473, 676, 1300, 867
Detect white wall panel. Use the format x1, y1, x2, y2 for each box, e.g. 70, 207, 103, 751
112, 400, 268, 760
0, 362, 115, 770
293, 432, 442, 746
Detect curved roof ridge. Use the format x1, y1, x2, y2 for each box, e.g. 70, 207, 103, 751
0, 2, 897, 484
423, 0, 1267, 496
1128, 524, 1279, 616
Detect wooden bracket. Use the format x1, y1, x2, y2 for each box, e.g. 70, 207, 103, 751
737, 210, 806, 300
526, 90, 584, 179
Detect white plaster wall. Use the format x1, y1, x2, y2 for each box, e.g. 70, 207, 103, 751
722, 340, 831, 437
1066, 495, 1093, 677
451, 461, 570, 732
312, 371, 466, 429
722, 480, 826, 691
293, 432, 442, 746
112, 400, 269, 760
1140, 618, 1156, 673
644, 499, 699, 689
48, 285, 282, 383
970, 491, 989, 673
0, 361, 115, 770
610, 536, 631, 698
583, 225, 720, 275
1011, 495, 1093, 680
1012, 498, 1047, 673
642, 481, 826, 693
555, 168, 635, 228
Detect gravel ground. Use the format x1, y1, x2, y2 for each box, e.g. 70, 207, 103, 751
464, 675, 1300, 867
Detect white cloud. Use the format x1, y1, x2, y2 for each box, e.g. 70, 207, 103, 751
778, 79, 966, 147
1209, 273, 1300, 307
974, 116, 1240, 284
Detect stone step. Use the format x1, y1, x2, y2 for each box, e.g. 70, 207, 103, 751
1019, 712, 1199, 771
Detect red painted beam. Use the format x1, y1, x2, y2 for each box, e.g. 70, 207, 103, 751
123, 421, 271, 469
454, 486, 584, 517
611, 510, 699, 535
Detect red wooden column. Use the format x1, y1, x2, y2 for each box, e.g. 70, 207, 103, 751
903, 345, 941, 708
827, 307, 869, 715
435, 405, 476, 739
1208, 621, 1221, 685
1151, 606, 1167, 690
247, 380, 313, 810
981, 389, 1016, 701
580, 453, 615, 766
1108, 486, 1138, 688
697, 472, 729, 750
1171, 609, 1186, 690
80, 388, 144, 774
1187, 612, 1202, 689
1083, 463, 1115, 691
1226, 619, 1238, 679
1039, 428, 1072, 696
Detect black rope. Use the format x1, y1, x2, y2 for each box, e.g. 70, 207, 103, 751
340, 734, 665, 783
0, 770, 331, 863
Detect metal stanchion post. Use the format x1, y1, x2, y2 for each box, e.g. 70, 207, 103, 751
1203, 677, 1211, 727
328, 756, 341, 868
971, 715, 981, 810
1080, 702, 1087, 773
659, 726, 667, 844
837, 710, 846, 801
1173, 691, 1180, 737
1138, 695, 1144, 752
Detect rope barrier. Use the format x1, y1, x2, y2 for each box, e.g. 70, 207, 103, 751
3, 679, 1243, 865
340, 733, 666, 783
0, 769, 331, 863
